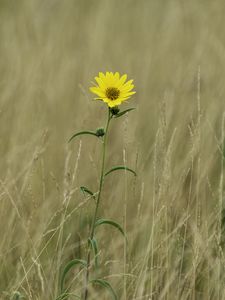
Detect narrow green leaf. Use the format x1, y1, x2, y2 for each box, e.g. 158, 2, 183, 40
68, 131, 97, 143
90, 279, 118, 300
80, 186, 95, 199
88, 237, 99, 267
56, 293, 81, 300
104, 166, 137, 177
95, 218, 126, 238
114, 108, 135, 118
60, 259, 87, 293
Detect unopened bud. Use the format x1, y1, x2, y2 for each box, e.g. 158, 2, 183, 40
110, 106, 120, 115
96, 128, 105, 137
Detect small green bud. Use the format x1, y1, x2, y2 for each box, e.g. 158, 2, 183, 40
110, 106, 120, 115
96, 128, 105, 137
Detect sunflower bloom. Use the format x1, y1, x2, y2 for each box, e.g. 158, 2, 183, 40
90, 72, 135, 108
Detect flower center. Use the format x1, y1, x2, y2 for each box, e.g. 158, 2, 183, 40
105, 87, 120, 100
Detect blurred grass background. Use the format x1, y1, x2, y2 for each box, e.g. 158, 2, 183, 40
1, 0, 225, 299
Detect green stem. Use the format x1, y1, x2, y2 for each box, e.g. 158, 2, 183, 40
83, 108, 111, 300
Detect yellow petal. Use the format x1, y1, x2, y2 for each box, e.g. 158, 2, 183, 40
121, 91, 136, 97
112, 99, 122, 106
108, 101, 118, 108
114, 72, 120, 80
103, 72, 113, 86
101, 97, 110, 103
103, 72, 114, 87
109, 72, 117, 85
120, 84, 134, 92
99, 72, 106, 80
120, 79, 133, 89
90, 87, 105, 97
118, 74, 127, 86
95, 76, 106, 89
118, 96, 130, 101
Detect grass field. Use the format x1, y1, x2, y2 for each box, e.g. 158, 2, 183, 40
1, 1, 225, 299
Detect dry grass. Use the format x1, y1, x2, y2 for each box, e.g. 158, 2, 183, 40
1, 1, 225, 299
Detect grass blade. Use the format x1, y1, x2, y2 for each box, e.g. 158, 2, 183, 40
60, 259, 87, 293
95, 218, 126, 239
56, 293, 81, 300
88, 237, 99, 268
90, 279, 118, 300
104, 166, 137, 177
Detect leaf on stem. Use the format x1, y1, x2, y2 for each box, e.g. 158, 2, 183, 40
114, 108, 135, 118
68, 131, 97, 143
90, 279, 118, 300
80, 186, 95, 199
88, 237, 99, 268
95, 219, 126, 239
60, 259, 87, 293
104, 166, 137, 177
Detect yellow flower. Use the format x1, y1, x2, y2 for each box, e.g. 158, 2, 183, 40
90, 72, 135, 108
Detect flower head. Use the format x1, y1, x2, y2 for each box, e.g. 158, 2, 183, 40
90, 72, 135, 108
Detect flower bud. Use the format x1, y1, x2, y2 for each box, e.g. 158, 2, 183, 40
96, 128, 105, 137
110, 106, 120, 115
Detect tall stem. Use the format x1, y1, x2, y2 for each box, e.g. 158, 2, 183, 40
83, 108, 111, 300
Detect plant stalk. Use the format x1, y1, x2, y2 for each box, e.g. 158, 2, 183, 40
83, 108, 111, 300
